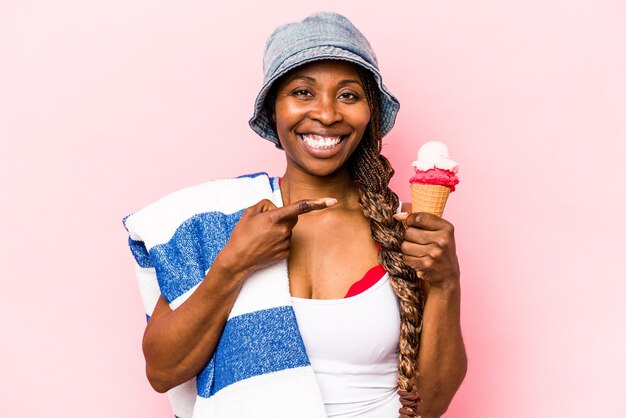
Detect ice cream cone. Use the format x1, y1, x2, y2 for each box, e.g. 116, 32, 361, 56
410, 184, 450, 217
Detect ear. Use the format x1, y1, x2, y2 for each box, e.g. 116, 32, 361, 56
271, 111, 276, 123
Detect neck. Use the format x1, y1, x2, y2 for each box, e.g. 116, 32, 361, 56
280, 167, 359, 208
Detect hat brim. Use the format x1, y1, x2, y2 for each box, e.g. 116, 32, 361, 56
248, 45, 400, 148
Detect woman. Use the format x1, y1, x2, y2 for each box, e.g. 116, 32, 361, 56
127, 12, 466, 418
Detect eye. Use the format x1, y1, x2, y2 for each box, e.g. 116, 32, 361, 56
292, 89, 312, 97
339, 91, 361, 101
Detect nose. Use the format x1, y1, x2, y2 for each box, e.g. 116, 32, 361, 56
308, 95, 343, 125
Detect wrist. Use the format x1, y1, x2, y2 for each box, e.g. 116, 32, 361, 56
213, 250, 253, 283
427, 278, 461, 297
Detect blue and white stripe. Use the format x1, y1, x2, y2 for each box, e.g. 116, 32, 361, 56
124, 173, 326, 418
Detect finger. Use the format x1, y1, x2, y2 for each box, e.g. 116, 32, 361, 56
247, 199, 277, 215
393, 212, 409, 222
404, 227, 440, 246
400, 241, 441, 260
270, 198, 337, 223
402, 254, 434, 278
406, 212, 453, 232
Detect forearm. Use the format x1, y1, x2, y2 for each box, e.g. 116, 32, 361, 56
142, 255, 250, 392
416, 282, 467, 418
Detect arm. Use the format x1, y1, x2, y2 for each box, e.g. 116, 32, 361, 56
396, 211, 467, 417
142, 255, 250, 393
415, 278, 466, 417
142, 198, 335, 393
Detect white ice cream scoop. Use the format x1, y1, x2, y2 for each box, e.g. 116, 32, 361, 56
411, 141, 459, 173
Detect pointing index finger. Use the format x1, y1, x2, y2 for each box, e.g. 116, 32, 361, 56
271, 198, 337, 222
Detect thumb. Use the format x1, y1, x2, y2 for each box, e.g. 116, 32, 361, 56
270, 198, 337, 223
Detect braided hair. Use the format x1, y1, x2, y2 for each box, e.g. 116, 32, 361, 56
350, 68, 425, 408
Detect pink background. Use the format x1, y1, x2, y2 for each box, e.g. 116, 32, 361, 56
1, 1, 625, 417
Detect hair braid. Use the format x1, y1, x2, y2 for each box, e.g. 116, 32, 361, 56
351, 68, 426, 406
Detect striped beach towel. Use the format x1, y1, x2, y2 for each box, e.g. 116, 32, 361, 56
123, 172, 326, 418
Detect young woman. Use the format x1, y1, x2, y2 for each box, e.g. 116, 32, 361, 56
129, 12, 466, 418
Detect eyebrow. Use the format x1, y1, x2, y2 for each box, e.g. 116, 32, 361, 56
285, 75, 362, 86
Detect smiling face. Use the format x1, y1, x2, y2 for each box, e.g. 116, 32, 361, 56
272, 60, 371, 178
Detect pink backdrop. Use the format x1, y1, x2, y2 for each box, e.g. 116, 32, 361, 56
1, 1, 625, 417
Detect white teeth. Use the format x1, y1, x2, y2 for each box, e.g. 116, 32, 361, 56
302, 134, 342, 149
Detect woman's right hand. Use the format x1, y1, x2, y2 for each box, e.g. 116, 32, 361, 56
217, 198, 337, 276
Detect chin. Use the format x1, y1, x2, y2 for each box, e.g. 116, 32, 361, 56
295, 160, 351, 178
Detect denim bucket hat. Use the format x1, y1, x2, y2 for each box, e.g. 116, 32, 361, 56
248, 12, 400, 148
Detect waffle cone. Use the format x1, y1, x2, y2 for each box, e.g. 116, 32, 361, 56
410, 184, 451, 216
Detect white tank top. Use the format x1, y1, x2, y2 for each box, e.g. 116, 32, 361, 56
291, 273, 402, 417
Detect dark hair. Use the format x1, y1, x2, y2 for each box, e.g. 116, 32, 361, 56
350, 67, 425, 413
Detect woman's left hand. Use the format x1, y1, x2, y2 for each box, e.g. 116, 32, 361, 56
394, 212, 460, 289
